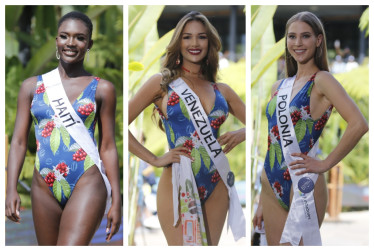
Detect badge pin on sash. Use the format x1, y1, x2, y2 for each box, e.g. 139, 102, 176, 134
298, 177, 314, 193
227, 171, 235, 187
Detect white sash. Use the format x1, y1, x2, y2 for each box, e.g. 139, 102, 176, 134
170, 78, 246, 241
172, 156, 207, 245
43, 68, 111, 213
276, 76, 322, 245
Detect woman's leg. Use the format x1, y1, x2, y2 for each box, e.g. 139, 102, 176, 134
261, 170, 328, 246
261, 170, 289, 246
201, 180, 229, 245
31, 168, 63, 245
56, 166, 107, 245
157, 167, 229, 246
156, 167, 183, 245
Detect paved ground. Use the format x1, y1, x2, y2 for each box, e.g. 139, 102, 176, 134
5, 209, 123, 246
320, 210, 369, 246
6, 208, 368, 246
134, 209, 369, 246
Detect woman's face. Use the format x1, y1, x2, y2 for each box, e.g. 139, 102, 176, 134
286, 21, 322, 65
180, 20, 209, 66
56, 18, 92, 64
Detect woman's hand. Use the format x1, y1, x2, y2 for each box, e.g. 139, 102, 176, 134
289, 153, 329, 175
151, 147, 194, 167
218, 128, 245, 154
105, 202, 121, 242
252, 202, 263, 230
5, 190, 21, 223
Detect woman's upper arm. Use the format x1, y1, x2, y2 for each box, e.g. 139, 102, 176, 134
217, 83, 245, 124
128, 74, 163, 125
12, 77, 36, 141
314, 71, 367, 124
96, 79, 117, 147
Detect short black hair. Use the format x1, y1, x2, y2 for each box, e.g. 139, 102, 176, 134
58, 11, 93, 40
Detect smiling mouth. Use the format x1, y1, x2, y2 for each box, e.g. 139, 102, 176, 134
294, 49, 306, 54
63, 49, 78, 56
188, 49, 202, 55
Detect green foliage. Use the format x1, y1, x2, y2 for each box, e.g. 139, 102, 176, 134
5, 5, 123, 207
359, 7, 369, 37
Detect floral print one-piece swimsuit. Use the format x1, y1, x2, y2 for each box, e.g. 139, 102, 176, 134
31, 75, 100, 206
264, 73, 333, 210
156, 81, 229, 203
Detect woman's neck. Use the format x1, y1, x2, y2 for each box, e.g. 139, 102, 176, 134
295, 60, 319, 80
58, 61, 90, 79
181, 62, 202, 77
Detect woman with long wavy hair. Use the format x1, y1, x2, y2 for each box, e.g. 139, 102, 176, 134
129, 11, 245, 245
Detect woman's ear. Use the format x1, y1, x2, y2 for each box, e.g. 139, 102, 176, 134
88, 40, 94, 50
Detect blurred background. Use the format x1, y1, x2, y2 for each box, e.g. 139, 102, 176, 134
128, 5, 246, 246
251, 5, 369, 246
5, 5, 123, 245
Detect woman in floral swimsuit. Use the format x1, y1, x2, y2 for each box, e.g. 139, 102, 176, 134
6, 11, 121, 245
252, 11, 368, 245
129, 11, 245, 245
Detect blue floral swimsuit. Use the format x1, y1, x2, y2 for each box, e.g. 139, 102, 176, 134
30, 75, 100, 206
264, 73, 333, 210
156, 81, 229, 203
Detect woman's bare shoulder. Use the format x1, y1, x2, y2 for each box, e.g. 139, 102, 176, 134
271, 79, 282, 96
20, 76, 38, 97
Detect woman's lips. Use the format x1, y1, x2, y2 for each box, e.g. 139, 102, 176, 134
188, 49, 201, 55
294, 49, 306, 54
63, 49, 78, 56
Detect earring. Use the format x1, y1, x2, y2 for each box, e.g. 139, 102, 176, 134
56, 48, 60, 60
176, 55, 180, 65
86, 49, 90, 62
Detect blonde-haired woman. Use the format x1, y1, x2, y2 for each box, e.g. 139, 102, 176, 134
252, 11, 368, 246
129, 11, 245, 245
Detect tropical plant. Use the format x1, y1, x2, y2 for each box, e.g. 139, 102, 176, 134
127, 5, 173, 245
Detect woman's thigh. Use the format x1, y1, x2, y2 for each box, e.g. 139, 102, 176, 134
261, 170, 328, 246
56, 166, 107, 245
157, 168, 229, 246
31, 168, 63, 245
202, 179, 228, 245
156, 167, 183, 245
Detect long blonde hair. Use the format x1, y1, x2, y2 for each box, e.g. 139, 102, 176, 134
285, 11, 329, 77
160, 11, 222, 90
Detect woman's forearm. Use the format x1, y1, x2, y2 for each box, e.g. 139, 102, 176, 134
100, 144, 121, 204
128, 130, 158, 166
6, 138, 28, 192
323, 118, 368, 170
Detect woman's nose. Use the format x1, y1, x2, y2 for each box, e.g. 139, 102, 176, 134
67, 37, 74, 46
192, 37, 199, 46
295, 36, 302, 46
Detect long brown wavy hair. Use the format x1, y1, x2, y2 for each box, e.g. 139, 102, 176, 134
285, 11, 329, 77
160, 11, 222, 90
153, 11, 222, 130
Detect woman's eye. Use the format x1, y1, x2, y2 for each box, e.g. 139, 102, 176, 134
182, 36, 190, 40
60, 34, 67, 39
303, 34, 311, 39
199, 35, 207, 39
77, 36, 85, 41
288, 35, 295, 39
